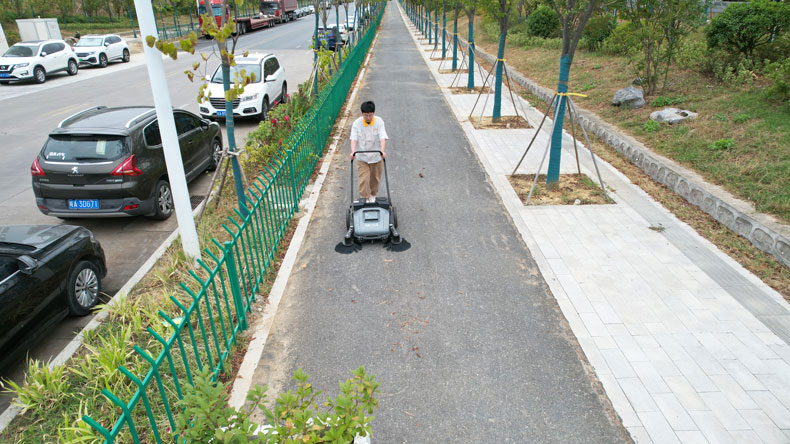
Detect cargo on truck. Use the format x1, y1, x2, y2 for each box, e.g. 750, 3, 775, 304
196, 0, 274, 38
260, 0, 298, 24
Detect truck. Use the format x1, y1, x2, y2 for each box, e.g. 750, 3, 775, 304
260, 0, 298, 24
196, 0, 274, 38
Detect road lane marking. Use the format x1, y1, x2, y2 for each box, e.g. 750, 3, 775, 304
44, 103, 89, 118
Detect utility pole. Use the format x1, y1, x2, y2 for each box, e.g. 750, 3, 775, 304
133, 0, 202, 260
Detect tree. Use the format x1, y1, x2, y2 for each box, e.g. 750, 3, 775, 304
542, 0, 601, 187
462, 0, 477, 89
707, 0, 790, 60
622, 0, 705, 95
479, 0, 512, 120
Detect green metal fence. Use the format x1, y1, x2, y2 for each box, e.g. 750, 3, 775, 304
82, 4, 385, 443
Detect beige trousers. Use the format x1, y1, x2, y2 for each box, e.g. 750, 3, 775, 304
358, 160, 383, 199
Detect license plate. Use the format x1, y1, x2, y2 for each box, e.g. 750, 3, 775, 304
68, 199, 99, 210
0, 74, 9, 78
216, 110, 226, 117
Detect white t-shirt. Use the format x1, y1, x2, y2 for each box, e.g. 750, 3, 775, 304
350, 115, 388, 163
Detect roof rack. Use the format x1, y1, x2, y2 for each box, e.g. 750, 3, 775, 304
124, 109, 156, 128
57, 106, 107, 128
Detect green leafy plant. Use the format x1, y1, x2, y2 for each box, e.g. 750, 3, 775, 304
642, 120, 660, 132
176, 366, 380, 443
734, 113, 753, 124
526, 5, 560, 38
709, 138, 735, 151
3, 360, 70, 414
651, 96, 684, 107
713, 113, 728, 122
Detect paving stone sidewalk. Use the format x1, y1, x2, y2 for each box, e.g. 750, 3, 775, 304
397, 3, 790, 443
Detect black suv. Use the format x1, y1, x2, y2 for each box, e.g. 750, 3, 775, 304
31, 106, 222, 220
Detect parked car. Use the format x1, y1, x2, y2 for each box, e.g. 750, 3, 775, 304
73, 34, 130, 68
314, 26, 338, 51
0, 40, 79, 84
0, 224, 106, 371
199, 53, 287, 122
32, 106, 223, 220
334, 23, 349, 44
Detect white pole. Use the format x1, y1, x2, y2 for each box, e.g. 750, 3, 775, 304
133, 0, 201, 260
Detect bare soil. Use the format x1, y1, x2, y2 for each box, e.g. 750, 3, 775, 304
470, 115, 530, 129
449, 86, 490, 94
439, 68, 468, 74
509, 174, 612, 206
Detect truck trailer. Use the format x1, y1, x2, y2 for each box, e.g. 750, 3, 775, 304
197, 0, 274, 38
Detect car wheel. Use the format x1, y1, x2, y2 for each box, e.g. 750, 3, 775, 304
66, 260, 101, 316
34, 66, 46, 84
257, 98, 269, 122
207, 138, 222, 171
99, 53, 108, 68
122, 49, 130, 63
150, 180, 174, 220
281, 83, 287, 103
67, 59, 78, 76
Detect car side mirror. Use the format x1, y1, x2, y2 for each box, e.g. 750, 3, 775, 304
265, 74, 276, 83
17, 255, 39, 275
104, 42, 110, 46
40, 52, 47, 57
200, 119, 210, 130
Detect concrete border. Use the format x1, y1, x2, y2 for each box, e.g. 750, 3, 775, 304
448, 35, 790, 269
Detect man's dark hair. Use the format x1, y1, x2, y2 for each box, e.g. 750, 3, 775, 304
361, 101, 375, 113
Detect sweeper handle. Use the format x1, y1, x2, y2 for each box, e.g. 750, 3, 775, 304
349, 150, 391, 203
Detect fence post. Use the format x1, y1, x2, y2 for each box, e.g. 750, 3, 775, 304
287, 148, 299, 212
224, 241, 248, 331
128, 7, 137, 38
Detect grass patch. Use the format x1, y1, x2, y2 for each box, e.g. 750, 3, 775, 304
458, 15, 790, 223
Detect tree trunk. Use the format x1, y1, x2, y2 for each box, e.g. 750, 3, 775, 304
493, 0, 509, 120
466, 7, 475, 89
452, 3, 459, 70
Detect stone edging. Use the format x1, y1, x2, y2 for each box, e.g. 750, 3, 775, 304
448, 35, 790, 268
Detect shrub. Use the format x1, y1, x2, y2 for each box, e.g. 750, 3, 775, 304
526, 5, 560, 38
766, 58, 790, 102
507, 32, 563, 50
176, 367, 379, 444
581, 14, 616, 51
601, 21, 641, 56
706, 0, 790, 60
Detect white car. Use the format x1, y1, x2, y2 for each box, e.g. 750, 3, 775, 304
73, 34, 130, 68
329, 24, 349, 45
199, 53, 287, 122
0, 40, 79, 84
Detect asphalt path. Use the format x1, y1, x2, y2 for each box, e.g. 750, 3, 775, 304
247, 5, 629, 442
0, 9, 333, 412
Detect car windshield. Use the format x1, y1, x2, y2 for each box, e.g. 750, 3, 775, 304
43, 135, 127, 162
211, 63, 262, 84
74, 37, 104, 47
3, 45, 38, 57
261, 1, 280, 13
